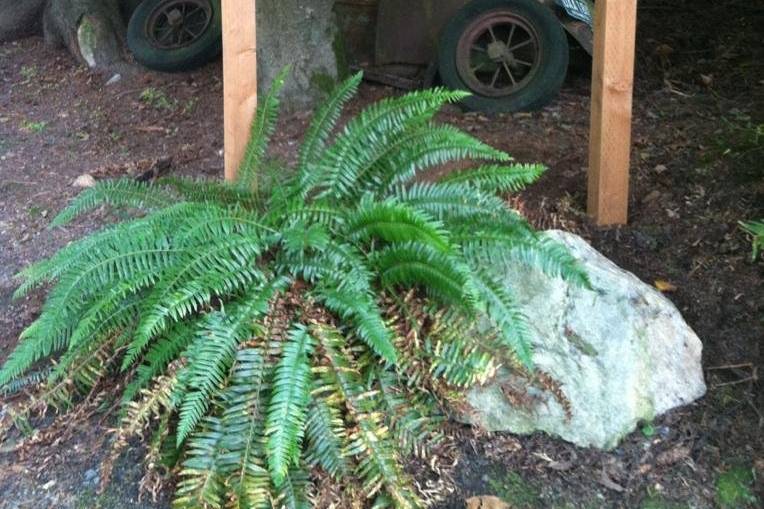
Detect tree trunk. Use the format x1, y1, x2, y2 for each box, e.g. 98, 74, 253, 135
0, 0, 127, 68
256, 0, 343, 110
43, 0, 126, 68
0, 0, 47, 43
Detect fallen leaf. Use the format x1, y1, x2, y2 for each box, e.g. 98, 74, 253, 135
466, 496, 511, 509
598, 470, 625, 492
656, 445, 691, 466
654, 279, 678, 293
642, 190, 662, 204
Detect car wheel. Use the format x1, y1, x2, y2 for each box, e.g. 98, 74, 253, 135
438, 0, 569, 112
127, 0, 222, 72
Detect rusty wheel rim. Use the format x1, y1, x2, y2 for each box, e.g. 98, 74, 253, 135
145, 0, 213, 50
456, 11, 542, 97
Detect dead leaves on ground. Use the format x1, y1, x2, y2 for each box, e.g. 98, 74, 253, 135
465, 495, 512, 509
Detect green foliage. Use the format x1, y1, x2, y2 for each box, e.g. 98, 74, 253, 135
716, 465, 758, 508
740, 220, 764, 261
0, 73, 587, 508
486, 468, 540, 509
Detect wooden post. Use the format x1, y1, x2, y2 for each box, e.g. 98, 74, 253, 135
222, 0, 258, 181
587, 0, 638, 226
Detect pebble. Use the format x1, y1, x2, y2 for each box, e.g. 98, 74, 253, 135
72, 174, 96, 188
105, 73, 122, 86
633, 230, 659, 251
642, 189, 662, 204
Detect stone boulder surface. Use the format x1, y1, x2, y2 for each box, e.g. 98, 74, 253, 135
464, 231, 706, 449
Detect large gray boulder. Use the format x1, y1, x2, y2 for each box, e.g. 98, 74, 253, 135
257, 0, 342, 110
465, 231, 706, 449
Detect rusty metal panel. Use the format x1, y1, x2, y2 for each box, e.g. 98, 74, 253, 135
335, 0, 379, 65
563, 19, 593, 54
374, 0, 466, 65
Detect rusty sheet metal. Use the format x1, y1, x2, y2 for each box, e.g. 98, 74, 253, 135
335, 0, 378, 65
375, 0, 466, 65
562, 18, 593, 54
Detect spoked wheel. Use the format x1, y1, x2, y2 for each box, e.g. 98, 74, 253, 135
439, 0, 569, 113
145, 0, 213, 49
128, 0, 222, 72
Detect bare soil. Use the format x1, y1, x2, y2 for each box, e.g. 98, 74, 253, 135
1, 1, 762, 507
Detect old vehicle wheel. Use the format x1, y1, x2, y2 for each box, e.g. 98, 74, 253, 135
438, 0, 569, 112
127, 0, 222, 72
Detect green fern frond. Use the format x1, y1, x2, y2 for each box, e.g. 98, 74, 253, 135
392, 181, 509, 221
740, 219, 764, 260
158, 176, 262, 209
124, 237, 265, 369
303, 88, 468, 197
315, 285, 397, 365
369, 124, 512, 196
265, 325, 314, 487
176, 279, 285, 444
346, 199, 451, 252
0, 367, 51, 396
462, 230, 590, 288
174, 417, 227, 509
329, 122, 508, 201
469, 266, 534, 368
371, 242, 473, 307
442, 163, 546, 193
304, 386, 349, 478
219, 348, 271, 509
50, 179, 177, 228
122, 319, 198, 406
298, 71, 363, 176
275, 468, 312, 509
237, 66, 290, 191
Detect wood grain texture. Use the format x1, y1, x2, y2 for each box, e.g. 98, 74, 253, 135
587, 0, 638, 225
222, 0, 258, 181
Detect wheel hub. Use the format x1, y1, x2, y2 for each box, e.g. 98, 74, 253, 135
166, 9, 184, 27
455, 11, 542, 98
145, 0, 213, 50
486, 40, 506, 60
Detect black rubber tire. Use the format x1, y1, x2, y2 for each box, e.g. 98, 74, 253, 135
438, 0, 569, 113
127, 0, 222, 73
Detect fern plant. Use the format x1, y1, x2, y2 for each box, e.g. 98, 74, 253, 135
0, 70, 588, 508
740, 220, 764, 261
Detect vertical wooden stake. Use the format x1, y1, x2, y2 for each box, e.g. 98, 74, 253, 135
587, 0, 638, 225
222, 0, 258, 181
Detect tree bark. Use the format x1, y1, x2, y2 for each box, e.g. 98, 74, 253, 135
43, 0, 126, 68
0, 0, 46, 43
256, 0, 343, 110
1, 0, 127, 68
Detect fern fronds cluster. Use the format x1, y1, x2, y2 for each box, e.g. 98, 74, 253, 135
1, 72, 587, 508
740, 219, 764, 261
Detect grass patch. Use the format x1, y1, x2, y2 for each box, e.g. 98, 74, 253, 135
639, 492, 689, 509
139, 87, 177, 111
21, 120, 48, 133
716, 465, 758, 508
487, 469, 541, 508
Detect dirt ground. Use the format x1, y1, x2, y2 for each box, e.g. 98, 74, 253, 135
0, 1, 762, 508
